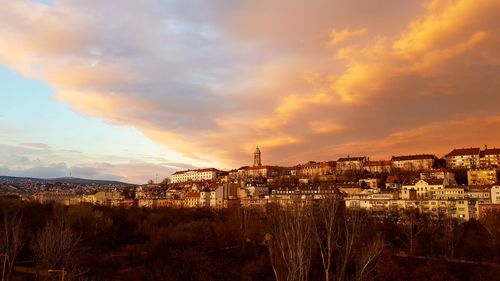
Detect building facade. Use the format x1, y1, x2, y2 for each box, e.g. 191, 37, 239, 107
445, 147, 480, 169
391, 154, 436, 171
480, 148, 500, 168
336, 156, 366, 172
171, 168, 219, 183
467, 170, 498, 185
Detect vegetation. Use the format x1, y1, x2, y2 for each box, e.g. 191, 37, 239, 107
0, 197, 499, 280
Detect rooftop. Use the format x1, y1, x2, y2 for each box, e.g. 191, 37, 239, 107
391, 154, 436, 161
446, 147, 480, 157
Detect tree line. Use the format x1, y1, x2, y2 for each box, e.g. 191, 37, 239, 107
0, 197, 499, 280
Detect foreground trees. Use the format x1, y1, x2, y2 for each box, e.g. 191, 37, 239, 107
32, 212, 80, 272
266, 202, 314, 281
0, 212, 24, 281
0, 198, 499, 280
266, 198, 384, 281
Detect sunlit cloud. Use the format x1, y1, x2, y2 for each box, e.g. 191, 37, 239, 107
328, 28, 367, 47
0, 0, 499, 171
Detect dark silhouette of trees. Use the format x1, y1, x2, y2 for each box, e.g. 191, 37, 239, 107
0, 211, 24, 281
32, 210, 80, 273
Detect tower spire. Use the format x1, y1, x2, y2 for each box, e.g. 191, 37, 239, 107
254, 146, 262, 166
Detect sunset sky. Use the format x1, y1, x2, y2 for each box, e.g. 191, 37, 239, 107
1, 0, 499, 183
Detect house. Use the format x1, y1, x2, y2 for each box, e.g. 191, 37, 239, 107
445, 147, 480, 169
391, 154, 436, 171
385, 175, 401, 190
401, 179, 445, 199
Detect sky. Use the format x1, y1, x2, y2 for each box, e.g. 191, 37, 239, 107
0, 0, 499, 183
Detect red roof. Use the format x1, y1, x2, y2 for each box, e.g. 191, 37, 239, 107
338, 156, 366, 162
185, 191, 200, 198
385, 175, 400, 184
172, 168, 219, 175
392, 154, 436, 161
446, 148, 480, 157
481, 148, 500, 156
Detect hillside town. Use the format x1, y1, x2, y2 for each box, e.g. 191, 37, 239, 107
14, 145, 500, 221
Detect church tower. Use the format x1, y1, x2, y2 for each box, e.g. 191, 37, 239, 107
254, 146, 262, 166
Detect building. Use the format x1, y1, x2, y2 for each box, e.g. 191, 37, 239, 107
480, 147, 500, 168
297, 161, 335, 177
432, 187, 466, 200
185, 191, 200, 208
478, 203, 500, 219
363, 160, 392, 174
34, 191, 79, 205
336, 156, 366, 172
171, 168, 219, 183
359, 178, 381, 190
467, 186, 491, 203
401, 179, 445, 200
391, 154, 436, 171
491, 184, 500, 204
244, 183, 270, 198
385, 176, 401, 190
244, 165, 284, 178
445, 147, 480, 169
467, 170, 497, 185
420, 169, 456, 184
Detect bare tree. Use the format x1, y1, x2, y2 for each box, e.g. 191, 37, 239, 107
336, 209, 363, 281
441, 217, 463, 258
32, 212, 80, 274
0, 212, 24, 281
311, 195, 341, 281
354, 235, 384, 281
397, 210, 424, 255
266, 201, 314, 281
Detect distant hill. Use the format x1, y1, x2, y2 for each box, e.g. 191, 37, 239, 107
0, 175, 135, 186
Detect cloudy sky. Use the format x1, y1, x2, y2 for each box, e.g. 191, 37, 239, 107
1, 0, 499, 183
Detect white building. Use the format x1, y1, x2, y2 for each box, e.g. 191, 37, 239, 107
391, 154, 436, 171
400, 179, 445, 200
171, 168, 219, 183
491, 185, 500, 204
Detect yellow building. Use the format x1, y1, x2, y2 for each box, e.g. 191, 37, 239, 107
480, 148, 500, 168
185, 191, 200, 208
467, 170, 497, 185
